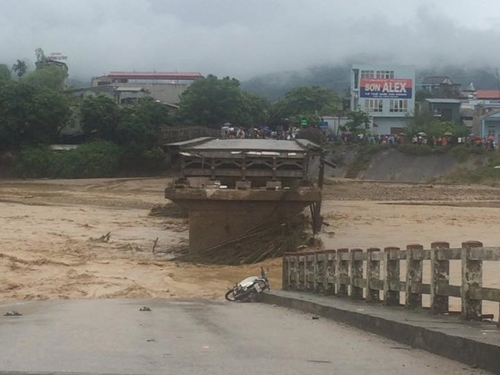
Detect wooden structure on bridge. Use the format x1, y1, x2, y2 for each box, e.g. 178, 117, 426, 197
169, 138, 322, 189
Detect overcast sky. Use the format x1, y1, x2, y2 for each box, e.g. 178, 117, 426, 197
2, 0, 500, 80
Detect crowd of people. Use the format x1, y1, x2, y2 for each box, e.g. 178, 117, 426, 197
330, 131, 498, 150
219, 122, 499, 151
220, 123, 299, 140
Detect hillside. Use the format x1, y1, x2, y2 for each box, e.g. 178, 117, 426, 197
320, 145, 492, 184
242, 63, 500, 101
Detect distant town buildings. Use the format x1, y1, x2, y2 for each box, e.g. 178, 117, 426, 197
416, 76, 461, 98
348, 63, 500, 142
351, 64, 416, 134
90, 71, 203, 105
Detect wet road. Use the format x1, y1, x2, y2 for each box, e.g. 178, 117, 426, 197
0, 299, 488, 375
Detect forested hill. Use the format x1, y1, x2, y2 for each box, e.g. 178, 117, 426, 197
242, 63, 500, 101
241, 65, 351, 102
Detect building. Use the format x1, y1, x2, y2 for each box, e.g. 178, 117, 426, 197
91, 71, 203, 105
420, 99, 462, 124
476, 90, 500, 103
416, 76, 461, 98
480, 110, 500, 142
68, 85, 149, 105
351, 64, 415, 134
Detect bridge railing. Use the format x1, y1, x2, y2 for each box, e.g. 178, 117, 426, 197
282, 241, 500, 324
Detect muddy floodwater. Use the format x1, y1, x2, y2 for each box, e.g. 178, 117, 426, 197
0, 178, 499, 317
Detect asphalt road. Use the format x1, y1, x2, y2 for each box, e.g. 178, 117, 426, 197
0, 299, 489, 375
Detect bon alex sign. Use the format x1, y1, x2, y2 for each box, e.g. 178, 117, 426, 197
360, 78, 413, 99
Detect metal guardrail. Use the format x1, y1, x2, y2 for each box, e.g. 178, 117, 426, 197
282, 241, 499, 324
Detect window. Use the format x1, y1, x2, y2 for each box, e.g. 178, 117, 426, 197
488, 128, 496, 137
389, 99, 408, 113
361, 70, 375, 79
365, 99, 383, 112
376, 70, 394, 79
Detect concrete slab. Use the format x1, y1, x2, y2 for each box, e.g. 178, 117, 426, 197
262, 290, 500, 374
0, 299, 488, 375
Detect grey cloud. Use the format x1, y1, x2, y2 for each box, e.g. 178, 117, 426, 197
1, 0, 500, 81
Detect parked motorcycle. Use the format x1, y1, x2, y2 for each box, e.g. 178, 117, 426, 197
225, 267, 270, 302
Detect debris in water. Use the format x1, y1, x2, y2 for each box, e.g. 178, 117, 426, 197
4, 311, 22, 316
139, 306, 152, 312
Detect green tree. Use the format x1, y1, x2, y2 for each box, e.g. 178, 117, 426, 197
178, 75, 246, 128
237, 91, 269, 127
115, 108, 158, 147
270, 86, 339, 127
0, 81, 70, 149
134, 97, 170, 127
80, 94, 121, 141
0, 64, 11, 81
22, 65, 67, 91
343, 110, 371, 134
12, 60, 27, 78
405, 110, 460, 138
415, 89, 435, 103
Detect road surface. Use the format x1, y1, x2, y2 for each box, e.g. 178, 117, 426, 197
0, 299, 489, 375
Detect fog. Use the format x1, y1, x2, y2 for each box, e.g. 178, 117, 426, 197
2, 0, 500, 81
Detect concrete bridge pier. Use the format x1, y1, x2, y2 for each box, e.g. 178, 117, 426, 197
165, 187, 321, 252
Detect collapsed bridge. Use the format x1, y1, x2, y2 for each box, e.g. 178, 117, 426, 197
165, 138, 326, 259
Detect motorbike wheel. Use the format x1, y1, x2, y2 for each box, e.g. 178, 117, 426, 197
225, 289, 237, 301
237, 288, 256, 302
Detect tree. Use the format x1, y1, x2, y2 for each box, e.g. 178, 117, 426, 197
35, 48, 46, 63
237, 91, 269, 127
80, 94, 121, 141
415, 89, 435, 102
12, 60, 27, 78
0, 64, 11, 81
343, 110, 371, 134
22, 65, 67, 91
178, 75, 247, 128
405, 110, 460, 138
134, 97, 170, 127
270, 86, 340, 127
0, 81, 70, 149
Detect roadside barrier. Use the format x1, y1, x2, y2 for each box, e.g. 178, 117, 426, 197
282, 241, 499, 324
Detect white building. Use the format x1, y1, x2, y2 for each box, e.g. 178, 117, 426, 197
350, 64, 415, 135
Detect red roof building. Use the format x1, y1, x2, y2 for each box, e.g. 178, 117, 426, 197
476, 90, 500, 100
107, 72, 203, 81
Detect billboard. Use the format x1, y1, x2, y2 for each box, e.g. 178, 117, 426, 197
360, 78, 412, 99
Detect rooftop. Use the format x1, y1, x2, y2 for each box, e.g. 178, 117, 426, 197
420, 76, 455, 85
107, 72, 203, 81
476, 90, 500, 100
113, 87, 147, 92
185, 139, 317, 152
424, 98, 462, 104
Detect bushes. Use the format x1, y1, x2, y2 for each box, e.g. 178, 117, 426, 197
452, 145, 487, 162
13, 145, 53, 178
14, 141, 123, 178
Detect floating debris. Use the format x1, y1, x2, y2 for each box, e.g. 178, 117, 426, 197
4, 311, 22, 317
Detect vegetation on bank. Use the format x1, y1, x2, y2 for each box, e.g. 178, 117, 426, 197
2, 49, 500, 182
438, 151, 500, 185
326, 143, 499, 184
13, 141, 167, 179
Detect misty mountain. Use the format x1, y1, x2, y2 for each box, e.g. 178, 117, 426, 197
242, 63, 500, 101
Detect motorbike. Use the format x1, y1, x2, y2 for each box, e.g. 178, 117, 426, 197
225, 267, 270, 302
